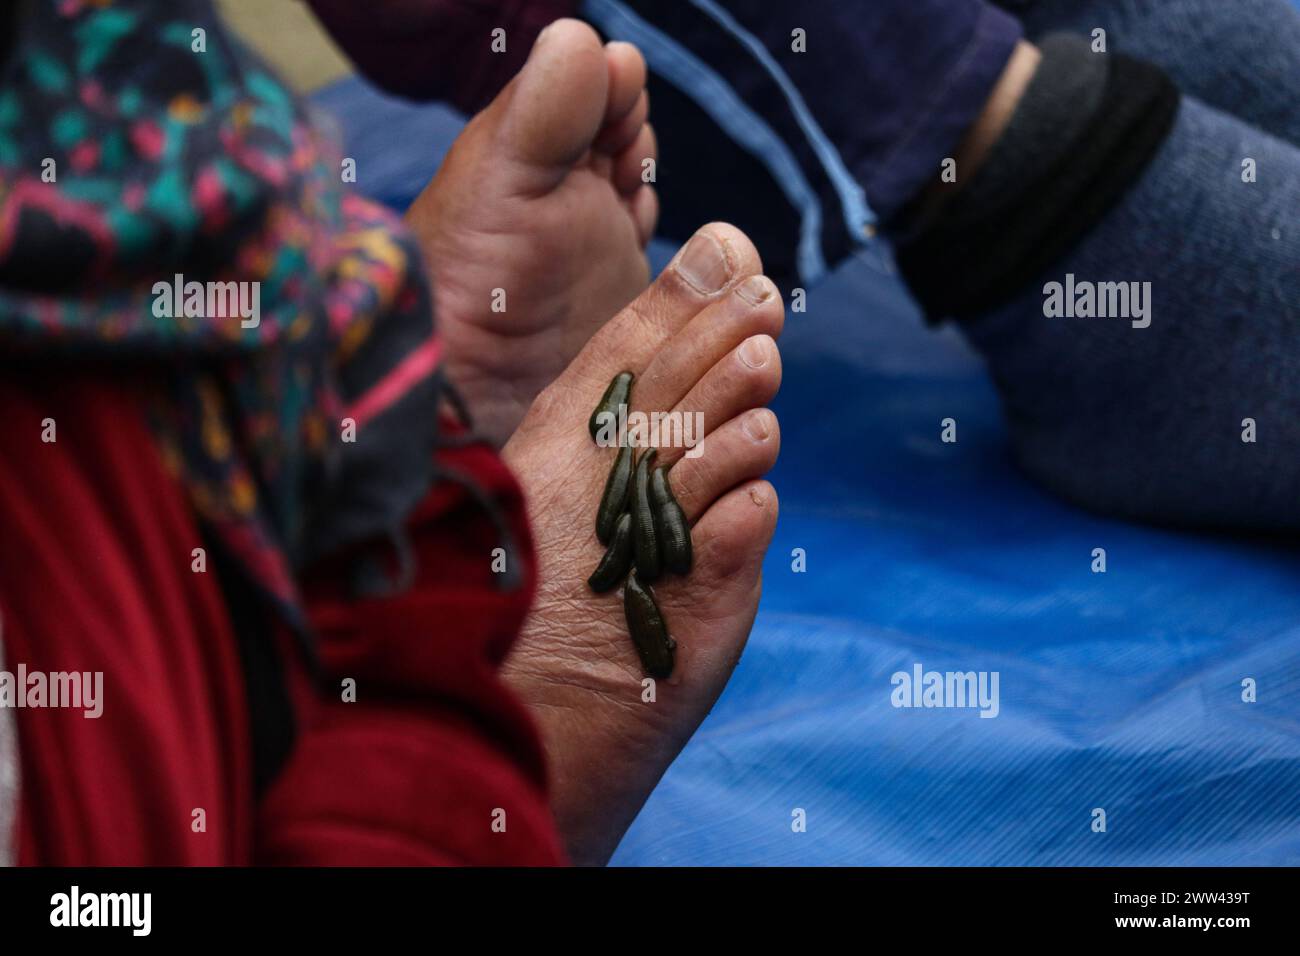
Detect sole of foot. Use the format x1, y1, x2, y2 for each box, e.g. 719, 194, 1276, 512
405, 19, 660, 446
502, 222, 783, 865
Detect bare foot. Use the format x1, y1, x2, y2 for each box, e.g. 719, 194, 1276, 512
503, 223, 783, 864
406, 19, 658, 445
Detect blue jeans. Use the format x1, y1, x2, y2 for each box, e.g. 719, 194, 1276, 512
582, 0, 1022, 286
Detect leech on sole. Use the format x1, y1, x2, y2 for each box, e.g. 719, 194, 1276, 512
595, 442, 635, 545
624, 571, 675, 679
632, 447, 662, 582
589, 370, 634, 443
588, 513, 633, 593
650, 465, 692, 576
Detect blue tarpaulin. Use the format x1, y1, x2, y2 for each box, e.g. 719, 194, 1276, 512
312, 67, 1300, 866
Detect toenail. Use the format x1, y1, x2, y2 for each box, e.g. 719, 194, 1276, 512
675, 232, 731, 295
747, 483, 768, 506
736, 275, 774, 306
739, 335, 770, 369
743, 408, 773, 442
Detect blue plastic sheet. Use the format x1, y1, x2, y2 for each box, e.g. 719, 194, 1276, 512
312, 75, 1300, 867
614, 260, 1300, 865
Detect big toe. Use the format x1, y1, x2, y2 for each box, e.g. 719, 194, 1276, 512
500, 19, 610, 170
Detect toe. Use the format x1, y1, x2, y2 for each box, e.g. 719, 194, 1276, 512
627, 184, 659, 247
596, 89, 649, 156
597, 77, 649, 154
548, 223, 765, 411
592, 223, 764, 363
666, 409, 780, 521
657, 334, 782, 466
655, 480, 778, 675
635, 274, 782, 414
503, 19, 610, 171
651, 222, 762, 308
689, 480, 778, 587
611, 120, 656, 195
602, 41, 647, 127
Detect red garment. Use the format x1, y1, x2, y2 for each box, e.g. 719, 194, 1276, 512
0, 372, 564, 865
307, 0, 578, 111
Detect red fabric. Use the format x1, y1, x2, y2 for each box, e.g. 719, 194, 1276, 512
0, 371, 565, 865
306, 0, 580, 111
259, 416, 564, 865
0, 372, 253, 865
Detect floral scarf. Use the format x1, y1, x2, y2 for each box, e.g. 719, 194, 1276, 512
0, 0, 448, 634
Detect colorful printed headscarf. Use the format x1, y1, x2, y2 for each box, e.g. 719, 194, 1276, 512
0, 0, 450, 634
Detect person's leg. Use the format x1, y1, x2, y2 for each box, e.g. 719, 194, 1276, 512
994, 0, 1300, 146
900, 57, 1300, 530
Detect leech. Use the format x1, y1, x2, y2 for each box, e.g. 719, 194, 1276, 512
588, 513, 633, 593
650, 465, 693, 576
588, 370, 634, 443
632, 447, 661, 581
585, 374, 691, 680
595, 442, 635, 545
624, 571, 676, 679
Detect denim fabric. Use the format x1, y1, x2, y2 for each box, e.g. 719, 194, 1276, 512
697, 0, 1023, 226
587, 0, 834, 281
585, 0, 1022, 284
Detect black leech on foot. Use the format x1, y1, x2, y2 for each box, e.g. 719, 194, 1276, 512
650, 465, 692, 576
587, 371, 688, 679
595, 442, 635, 545
632, 447, 662, 582
588, 512, 634, 593
624, 570, 675, 679
589, 370, 634, 443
